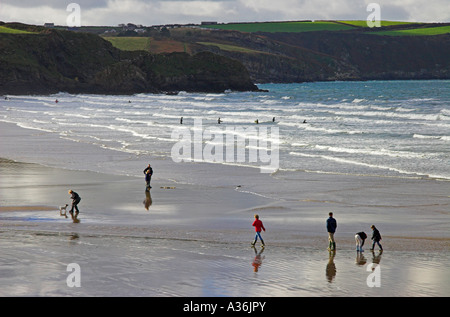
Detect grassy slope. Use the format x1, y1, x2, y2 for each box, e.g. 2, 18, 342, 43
196, 42, 263, 53
337, 20, 416, 27
201, 21, 355, 33
371, 25, 450, 36
104, 37, 150, 51
0, 25, 37, 34
99, 20, 450, 54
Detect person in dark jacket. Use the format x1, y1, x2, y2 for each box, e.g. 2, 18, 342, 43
143, 164, 153, 189
68, 190, 81, 216
326, 212, 337, 251
370, 225, 383, 251
355, 231, 367, 252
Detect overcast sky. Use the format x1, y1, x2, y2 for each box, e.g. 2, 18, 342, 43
1, 0, 448, 26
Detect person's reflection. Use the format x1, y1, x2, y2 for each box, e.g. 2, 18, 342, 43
251, 246, 265, 273
70, 211, 80, 223
356, 252, 367, 266
326, 250, 336, 283
69, 233, 80, 240
371, 249, 383, 265
143, 189, 153, 210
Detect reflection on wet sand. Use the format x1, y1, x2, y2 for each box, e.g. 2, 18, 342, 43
252, 246, 265, 273
69, 212, 80, 223
143, 189, 153, 210
371, 250, 383, 265
69, 233, 80, 240
356, 252, 367, 266
326, 250, 336, 283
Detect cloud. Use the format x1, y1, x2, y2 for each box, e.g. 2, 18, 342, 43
0, 0, 448, 26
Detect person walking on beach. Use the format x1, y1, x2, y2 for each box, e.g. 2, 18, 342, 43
143, 164, 153, 189
326, 212, 337, 251
251, 214, 266, 247
145, 169, 152, 190
68, 190, 81, 216
370, 225, 383, 251
355, 231, 367, 252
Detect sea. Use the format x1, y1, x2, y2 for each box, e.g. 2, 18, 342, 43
1, 80, 449, 181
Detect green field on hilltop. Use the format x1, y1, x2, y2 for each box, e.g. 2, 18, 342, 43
201, 21, 355, 33
104, 37, 151, 51
371, 25, 450, 36
0, 26, 37, 34
338, 20, 416, 27
197, 42, 263, 53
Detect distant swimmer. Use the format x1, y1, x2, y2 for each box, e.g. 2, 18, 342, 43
303, 119, 307, 123
218, 117, 222, 124
255, 119, 259, 124
272, 117, 275, 122
180, 117, 183, 124
55, 99, 59, 103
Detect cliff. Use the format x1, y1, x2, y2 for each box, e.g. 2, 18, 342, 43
167, 27, 450, 83
0, 24, 259, 95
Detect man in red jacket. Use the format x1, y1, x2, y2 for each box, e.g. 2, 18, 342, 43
251, 214, 266, 247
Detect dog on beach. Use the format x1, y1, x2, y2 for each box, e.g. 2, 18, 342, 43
59, 204, 69, 218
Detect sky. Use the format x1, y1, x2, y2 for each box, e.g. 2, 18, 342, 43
0, 0, 449, 26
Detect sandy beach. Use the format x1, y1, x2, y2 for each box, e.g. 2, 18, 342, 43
1, 121, 449, 297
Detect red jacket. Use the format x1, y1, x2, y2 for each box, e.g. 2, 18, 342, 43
252, 219, 265, 232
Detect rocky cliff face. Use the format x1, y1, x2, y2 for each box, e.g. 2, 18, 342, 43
265, 31, 450, 82
179, 28, 450, 83
0, 27, 259, 95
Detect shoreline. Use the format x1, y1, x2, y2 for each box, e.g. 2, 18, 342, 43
0, 154, 448, 253
1, 119, 449, 242
1, 121, 449, 296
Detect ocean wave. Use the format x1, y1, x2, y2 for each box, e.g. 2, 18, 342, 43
288, 151, 439, 179
1, 82, 449, 182
314, 144, 429, 159
413, 134, 450, 142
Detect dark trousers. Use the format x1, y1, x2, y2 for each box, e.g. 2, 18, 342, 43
70, 198, 80, 213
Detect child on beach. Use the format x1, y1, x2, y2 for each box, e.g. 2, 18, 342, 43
370, 225, 383, 251
251, 214, 266, 247
355, 231, 367, 252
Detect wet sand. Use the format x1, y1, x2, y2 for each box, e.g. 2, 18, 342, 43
1, 159, 449, 297
0, 121, 449, 297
